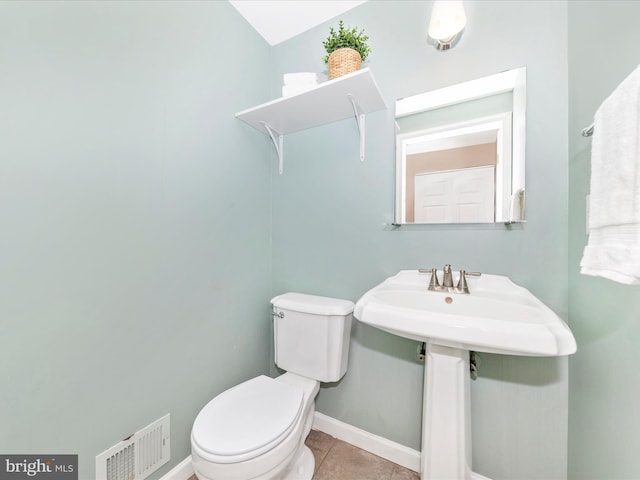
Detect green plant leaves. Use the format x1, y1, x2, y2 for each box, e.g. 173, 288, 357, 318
322, 20, 371, 64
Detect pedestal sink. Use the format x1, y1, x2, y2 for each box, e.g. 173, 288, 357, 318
354, 270, 576, 480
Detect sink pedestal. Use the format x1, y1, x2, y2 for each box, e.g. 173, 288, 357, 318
422, 343, 491, 480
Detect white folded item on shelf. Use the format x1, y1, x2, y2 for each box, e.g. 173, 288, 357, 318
283, 72, 318, 86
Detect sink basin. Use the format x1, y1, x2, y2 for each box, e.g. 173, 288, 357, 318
356, 270, 576, 479
354, 270, 576, 356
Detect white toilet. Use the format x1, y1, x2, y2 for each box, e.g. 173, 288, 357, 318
191, 292, 354, 480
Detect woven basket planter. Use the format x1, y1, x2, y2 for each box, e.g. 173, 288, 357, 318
327, 48, 362, 80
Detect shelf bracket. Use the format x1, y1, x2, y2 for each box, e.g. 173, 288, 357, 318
347, 94, 366, 162
260, 122, 284, 174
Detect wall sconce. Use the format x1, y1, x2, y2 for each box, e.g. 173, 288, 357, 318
428, 1, 467, 51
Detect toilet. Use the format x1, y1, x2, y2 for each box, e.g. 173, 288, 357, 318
191, 292, 354, 480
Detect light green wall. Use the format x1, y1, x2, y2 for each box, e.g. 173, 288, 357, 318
8, 2, 635, 480
0, 1, 273, 478
568, 2, 640, 478
271, 1, 569, 479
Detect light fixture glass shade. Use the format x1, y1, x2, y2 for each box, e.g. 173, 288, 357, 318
428, 0, 467, 50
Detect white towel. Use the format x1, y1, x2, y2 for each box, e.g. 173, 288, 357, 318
580, 64, 640, 284
283, 72, 318, 86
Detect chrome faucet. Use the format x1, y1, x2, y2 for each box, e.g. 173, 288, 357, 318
442, 264, 454, 288
419, 265, 481, 294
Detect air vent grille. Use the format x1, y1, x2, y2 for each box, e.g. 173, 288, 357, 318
96, 414, 170, 480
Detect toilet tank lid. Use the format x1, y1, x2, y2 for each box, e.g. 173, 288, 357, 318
271, 292, 354, 316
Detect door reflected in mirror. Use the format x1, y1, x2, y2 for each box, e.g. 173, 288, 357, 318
394, 67, 526, 224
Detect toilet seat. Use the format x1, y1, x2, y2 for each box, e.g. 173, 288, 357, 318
191, 375, 304, 464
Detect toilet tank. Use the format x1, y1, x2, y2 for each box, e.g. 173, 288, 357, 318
271, 293, 354, 383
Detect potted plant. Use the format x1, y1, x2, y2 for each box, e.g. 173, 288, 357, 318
322, 20, 371, 80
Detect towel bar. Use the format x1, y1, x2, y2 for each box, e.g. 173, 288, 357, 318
582, 123, 594, 137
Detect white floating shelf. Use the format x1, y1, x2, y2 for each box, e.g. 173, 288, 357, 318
235, 68, 386, 174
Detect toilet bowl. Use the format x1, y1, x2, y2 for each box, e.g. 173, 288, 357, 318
191, 373, 319, 480
191, 293, 354, 480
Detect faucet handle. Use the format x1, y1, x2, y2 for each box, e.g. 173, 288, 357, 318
418, 268, 441, 289
456, 270, 469, 292
465, 271, 482, 277
456, 270, 482, 293
428, 268, 440, 289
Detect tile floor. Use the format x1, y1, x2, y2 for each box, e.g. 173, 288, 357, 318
188, 429, 420, 480
306, 430, 419, 480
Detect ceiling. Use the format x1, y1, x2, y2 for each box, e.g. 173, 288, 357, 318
229, 0, 368, 46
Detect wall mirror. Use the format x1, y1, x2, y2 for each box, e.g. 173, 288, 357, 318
394, 67, 526, 224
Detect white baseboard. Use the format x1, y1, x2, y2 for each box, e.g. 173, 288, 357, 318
312, 412, 421, 472
160, 413, 421, 480
159, 455, 193, 480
